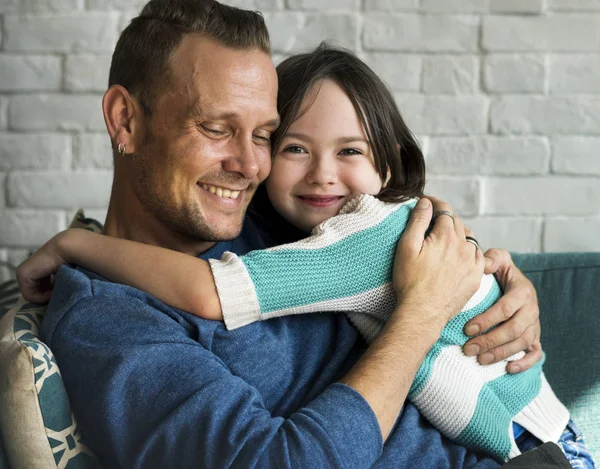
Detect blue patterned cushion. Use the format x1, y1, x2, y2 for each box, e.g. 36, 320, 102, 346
0, 209, 104, 469
0, 298, 102, 469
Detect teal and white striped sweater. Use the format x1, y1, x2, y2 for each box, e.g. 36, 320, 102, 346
209, 195, 569, 461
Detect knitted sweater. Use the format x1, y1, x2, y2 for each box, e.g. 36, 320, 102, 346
209, 195, 569, 461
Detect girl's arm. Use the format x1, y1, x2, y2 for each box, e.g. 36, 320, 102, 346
17, 228, 223, 321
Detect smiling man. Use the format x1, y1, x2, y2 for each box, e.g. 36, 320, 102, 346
27, 1, 571, 468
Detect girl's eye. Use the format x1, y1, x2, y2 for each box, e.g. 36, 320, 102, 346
339, 148, 362, 156
283, 145, 307, 154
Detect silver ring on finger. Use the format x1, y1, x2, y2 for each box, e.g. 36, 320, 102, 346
465, 236, 481, 251
433, 210, 455, 226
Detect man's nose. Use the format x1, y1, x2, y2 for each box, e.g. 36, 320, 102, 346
305, 157, 338, 186
222, 135, 261, 179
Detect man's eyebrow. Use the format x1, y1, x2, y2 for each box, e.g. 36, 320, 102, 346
261, 117, 281, 129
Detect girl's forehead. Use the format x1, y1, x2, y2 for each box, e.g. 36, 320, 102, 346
290, 80, 367, 138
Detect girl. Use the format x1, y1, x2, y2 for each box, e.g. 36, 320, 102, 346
17, 45, 594, 466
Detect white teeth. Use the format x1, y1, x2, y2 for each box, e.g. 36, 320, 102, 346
202, 184, 241, 199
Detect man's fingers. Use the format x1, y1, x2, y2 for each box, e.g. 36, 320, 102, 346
464, 286, 533, 337
482, 248, 511, 275
402, 197, 433, 250
506, 341, 543, 374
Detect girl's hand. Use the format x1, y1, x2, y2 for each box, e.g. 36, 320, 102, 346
391, 197, 486, 330
16, 230, 70, 304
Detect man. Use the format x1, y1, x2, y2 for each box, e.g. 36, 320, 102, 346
20, 1, 564, 467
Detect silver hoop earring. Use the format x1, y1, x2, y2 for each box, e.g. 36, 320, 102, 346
117, 142, 126, 155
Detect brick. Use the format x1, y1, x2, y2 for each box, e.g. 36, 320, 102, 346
263, 13, 303, 53
395, 95, 488, 135
481, 137, 550, 175
363, 14, 479, 52
463, 217, 542, 252
549, 0, 600, 11
0, 97, 8, 130
74, 134, 113, 170
8, 171, 112, 209
9, 94, 105, 131
0, 209, 66, 247
490, 0, 545, 13
550, 55, 600, 93
0, 133, 71, 170
483, 15, 600, 52
483, 177, 600, 215
427, 136, 549, 175
484, 54, 545, 93
552, 137, 600, 175
420, 0, 489, 13
544, 218, 600, 252
364, 0, 418, 9
0, 0, 82, 14
0, 55, 61, 92
286, 0, 359, 10
491, 96, 600, 135
4, 13, 119, 53
424, 177, 481, 216
265, 13, 357, 52
65, 55, 111, 92
0, 173, 6, 207
422, 55, 478, 94
361, 53, 421, 91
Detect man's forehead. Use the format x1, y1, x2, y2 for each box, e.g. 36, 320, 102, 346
170, 35, 276, 87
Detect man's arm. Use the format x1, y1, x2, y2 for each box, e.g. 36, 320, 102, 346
44, 284, 383, 469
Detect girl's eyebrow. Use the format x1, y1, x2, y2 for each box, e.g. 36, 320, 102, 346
284, 133, 368, 145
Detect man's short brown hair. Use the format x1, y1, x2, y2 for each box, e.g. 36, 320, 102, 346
108, 0, 271, 113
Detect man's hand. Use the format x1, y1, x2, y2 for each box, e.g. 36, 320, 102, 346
463, 248, 542, 374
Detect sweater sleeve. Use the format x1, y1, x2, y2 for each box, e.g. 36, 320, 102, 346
210, 195, 416, 330
44, 286, 383, 469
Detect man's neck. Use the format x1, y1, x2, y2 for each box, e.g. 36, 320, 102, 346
103, 199, 216, 257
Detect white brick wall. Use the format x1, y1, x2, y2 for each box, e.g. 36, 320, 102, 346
0, 0, 599, 264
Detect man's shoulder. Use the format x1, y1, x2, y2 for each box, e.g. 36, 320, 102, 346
42, 265, 196, 347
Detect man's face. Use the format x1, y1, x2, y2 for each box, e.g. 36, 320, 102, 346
132, 36, 279, 242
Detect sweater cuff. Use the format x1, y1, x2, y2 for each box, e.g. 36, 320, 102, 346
208, 252, 261, 330
304, 383, 383, 468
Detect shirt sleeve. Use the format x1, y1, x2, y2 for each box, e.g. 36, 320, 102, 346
47, 293, 383, 469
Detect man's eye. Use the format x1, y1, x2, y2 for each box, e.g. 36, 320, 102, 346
201, 126, 226, 135
253, 134, 272, 146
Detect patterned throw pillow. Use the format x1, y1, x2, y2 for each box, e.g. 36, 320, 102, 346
0, 210, 104, 469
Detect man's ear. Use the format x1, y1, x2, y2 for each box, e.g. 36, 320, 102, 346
102, 85, 145, 155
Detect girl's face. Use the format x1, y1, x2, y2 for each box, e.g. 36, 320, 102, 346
266, 79, 383, 232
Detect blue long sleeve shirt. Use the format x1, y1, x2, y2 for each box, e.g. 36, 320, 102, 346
41, 217, 502, 469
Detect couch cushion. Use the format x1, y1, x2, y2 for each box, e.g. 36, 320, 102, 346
0, 298, 102, 469
0, 209, 103, 469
